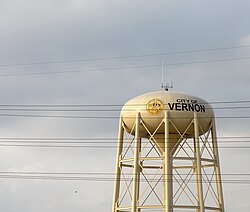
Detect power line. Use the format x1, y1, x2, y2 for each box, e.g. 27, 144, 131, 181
0, 171, 250, 176
0, 174, 249, 184
0, 100, 249, 107
0, 138, 250, 143
0, 144, 248, 148
0, 136, 248, 148
0, 141, 248, 145
1, 55, 250, 77
0, 140, 249, 143
0, 106, 249, 112
0, 113, 250, 119
0, 136, 249, 139
0, 44, 250, 67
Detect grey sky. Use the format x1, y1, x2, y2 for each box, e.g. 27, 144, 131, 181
0, 0, 250, 211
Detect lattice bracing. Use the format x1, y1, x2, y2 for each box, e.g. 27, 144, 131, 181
112, 112, 224, 212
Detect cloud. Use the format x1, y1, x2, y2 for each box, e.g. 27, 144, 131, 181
0, 0, 250, 211
240, 34, 250, 45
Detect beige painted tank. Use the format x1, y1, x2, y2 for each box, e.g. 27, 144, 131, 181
121, 91, 214, 152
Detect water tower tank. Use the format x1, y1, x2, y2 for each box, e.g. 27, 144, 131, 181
121, 91, 214, 152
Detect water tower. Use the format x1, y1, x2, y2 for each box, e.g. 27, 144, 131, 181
112, 91, 224, 212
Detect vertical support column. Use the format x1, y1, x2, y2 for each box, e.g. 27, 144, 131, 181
164, 111, 173, 212
138, 137, 141, 212
194, 113, 205, 212
211, 118, 225, 212
132, 113, 141, 212
112, 117, 124, 212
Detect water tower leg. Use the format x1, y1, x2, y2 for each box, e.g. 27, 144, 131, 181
211, 118, 225, 212
194, 113, 205, 212
112, 117, 124, 212
164, 111, 173, 212
132, 113, 141, 212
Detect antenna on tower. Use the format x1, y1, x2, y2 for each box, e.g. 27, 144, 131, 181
162, 82, 173, 91
161, 59, 173, 91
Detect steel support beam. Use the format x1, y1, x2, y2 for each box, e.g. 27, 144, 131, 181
164, 111, 173, 212
211, 118, 225, 212
131, 113, 141, 212
194, 113, 205, 212
112, 117, 125, 212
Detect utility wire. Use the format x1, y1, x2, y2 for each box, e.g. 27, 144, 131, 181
0, 171, 249, 176
0, 171, 249, 183
1, 55, 250, 77
0, 140, 249, 144
0, 136, 249, 140
0, 174, 249, 184
0, 106, 249, 111
0, 137, 249, 142
0, 137, 248, 148
0, 100, 249, 107
0, 113, 250, 119
0, 44, 250, 67
0, 144, 248, 148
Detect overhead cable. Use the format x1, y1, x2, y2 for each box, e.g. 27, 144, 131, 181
0, 113, 250, 119
0, 174, 249, 184
0, 44, 250, 67
0, 99, 249, 107
0, 106, 249, 112
1, 55, 250, 77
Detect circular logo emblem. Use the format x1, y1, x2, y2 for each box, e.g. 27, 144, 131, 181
146, 99, 164, 115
